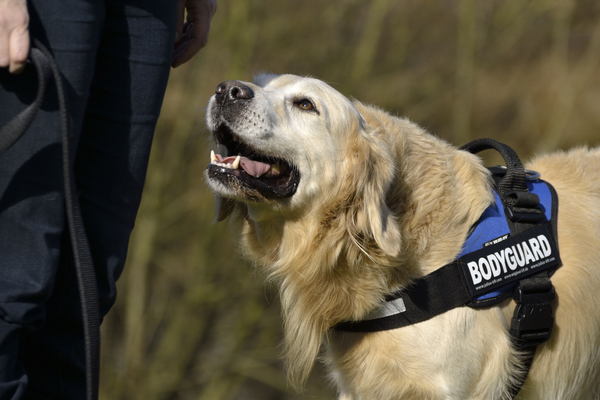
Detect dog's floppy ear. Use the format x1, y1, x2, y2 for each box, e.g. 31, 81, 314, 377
362, 173, 402, 257
358, 146, 402, 257
347, 105, 402, 257
354, 101, 402, 256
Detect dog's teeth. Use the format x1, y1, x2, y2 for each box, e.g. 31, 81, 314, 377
232, 155, 241, 169
210, 150, 217, 163
271, 164, 281, 175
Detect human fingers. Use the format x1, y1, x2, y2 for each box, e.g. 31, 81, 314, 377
0, 32, 8, 68
0, 0, 29, 73
172, 0, 216, 68
9, 23, 29, 73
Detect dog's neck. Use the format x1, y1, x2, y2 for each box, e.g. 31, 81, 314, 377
398, 130, 494, 274
240, 112, 493, 385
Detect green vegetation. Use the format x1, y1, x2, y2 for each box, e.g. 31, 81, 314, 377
100, 1, 600, 398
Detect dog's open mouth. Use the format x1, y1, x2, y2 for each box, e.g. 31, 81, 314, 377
207, 124, 300, 199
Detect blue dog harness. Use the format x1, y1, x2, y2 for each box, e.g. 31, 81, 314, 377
335, 139, 561, 399
461, 176, 558, 304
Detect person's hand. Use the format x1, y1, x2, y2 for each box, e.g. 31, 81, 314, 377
172, 0, 216, 68
0, 0, 29, 74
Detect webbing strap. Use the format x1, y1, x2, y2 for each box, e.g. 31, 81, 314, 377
1, 42, 100, 400
334, 221, 559, 333
506, 275, 555, 398
335, 259, 471, 332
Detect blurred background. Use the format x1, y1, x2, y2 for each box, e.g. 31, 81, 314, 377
100, 1, 600, 399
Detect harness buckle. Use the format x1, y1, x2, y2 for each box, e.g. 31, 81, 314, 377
510, 277, 555, 348
505, 191, 546, 223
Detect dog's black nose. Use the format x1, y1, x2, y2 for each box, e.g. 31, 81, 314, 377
215, 81, 254, 105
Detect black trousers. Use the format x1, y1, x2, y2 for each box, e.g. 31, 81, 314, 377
0, 1, 177, 398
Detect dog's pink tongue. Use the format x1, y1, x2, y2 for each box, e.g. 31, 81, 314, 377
221, 155, 271, 177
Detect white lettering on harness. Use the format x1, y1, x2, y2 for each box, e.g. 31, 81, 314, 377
466, 234, 554, 286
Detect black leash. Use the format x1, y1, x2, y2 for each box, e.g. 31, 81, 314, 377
1, 42, 100, 400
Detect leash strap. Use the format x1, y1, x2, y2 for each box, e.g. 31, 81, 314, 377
0, 49, 49, 152
1, 42, 100, 400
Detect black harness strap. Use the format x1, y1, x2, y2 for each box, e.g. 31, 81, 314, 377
335, 221, 559, 333
507, 276, 555, 398
335, 257, 473, 332
1, 42, 100, 400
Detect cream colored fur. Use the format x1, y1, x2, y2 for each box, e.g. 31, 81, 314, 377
206, 75, 600, 399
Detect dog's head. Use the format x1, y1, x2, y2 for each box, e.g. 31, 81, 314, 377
206, 74, 363, 203
205, 74, 401, 255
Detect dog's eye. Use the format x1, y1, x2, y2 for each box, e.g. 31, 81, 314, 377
293, 98, 318, 113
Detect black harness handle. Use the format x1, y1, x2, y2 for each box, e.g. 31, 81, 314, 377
1, 41, 100, 400
460, 138, 529, 197
461, 138, 545, 224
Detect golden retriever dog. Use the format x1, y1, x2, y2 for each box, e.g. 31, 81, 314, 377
204, 74, 600, 399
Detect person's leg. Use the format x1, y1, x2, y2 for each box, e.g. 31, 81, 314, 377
78, 0, 178, 317
0, 1, 105, 399
20, 1, 178, 399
